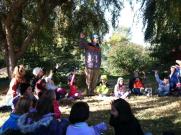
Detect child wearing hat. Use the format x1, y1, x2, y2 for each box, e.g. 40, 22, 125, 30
96, 75, 109, 96
31, 67, 44, 92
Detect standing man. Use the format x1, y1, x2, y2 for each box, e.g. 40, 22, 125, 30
80, 33, 101, 96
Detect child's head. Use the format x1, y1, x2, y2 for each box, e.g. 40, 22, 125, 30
111, 98, 134, 122
19, 83, 32, 96
42, 90, 56, 100
163, 77, 169, 85
33, 67, 43, 78
15, 96, 32, 115
69, 102, 89, 124
13, 65, 26, 81
36, 97, 54, 117
117, 77, 123, 85
100, 75, 108, 84
135, 77, 140, 81
133, 71, 139, 78
36, 79, 46, 90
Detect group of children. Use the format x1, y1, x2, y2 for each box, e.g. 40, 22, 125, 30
5, 65, 83, 106
0, 64, 177, 135
96, 75, 130, 99
0, 64, 146, 135
154, 60, 181, 97
114, 59, 181, 97
1, 91, 154, 135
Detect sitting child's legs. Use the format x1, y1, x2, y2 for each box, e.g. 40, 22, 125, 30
132, 88, 142, 95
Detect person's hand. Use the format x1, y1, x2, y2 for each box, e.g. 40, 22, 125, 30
55, 63, 60, 69
80, 33, 86, 38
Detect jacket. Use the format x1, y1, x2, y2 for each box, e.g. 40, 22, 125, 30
18, 113, 67, 135
0, 113, 21, 134
80, 38, 101, 69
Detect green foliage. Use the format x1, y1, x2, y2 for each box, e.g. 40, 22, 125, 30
141, 0, 181, 64
108, 43, 151, 75
0, 0, 123, 77
102, 27, 153, 75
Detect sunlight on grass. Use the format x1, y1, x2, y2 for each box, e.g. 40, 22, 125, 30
0, 95, 181, 135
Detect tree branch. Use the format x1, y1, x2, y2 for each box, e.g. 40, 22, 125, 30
16, 0, 69, 59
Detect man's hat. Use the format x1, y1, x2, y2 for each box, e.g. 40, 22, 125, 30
90, 34, 98, 39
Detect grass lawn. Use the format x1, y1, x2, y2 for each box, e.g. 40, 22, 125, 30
0, 95, 181, 135
0, 72, 181, 135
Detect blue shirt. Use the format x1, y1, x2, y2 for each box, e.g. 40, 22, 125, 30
66, 122, 96, 135
0, 113, 20, 134
155, 73, 170, 93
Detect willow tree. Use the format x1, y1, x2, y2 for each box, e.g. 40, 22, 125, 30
142, 0, 181, 64
0, 0, 123, 78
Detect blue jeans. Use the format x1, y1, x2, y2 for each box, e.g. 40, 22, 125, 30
158, 90, 169, 96
132, 88, 142, 95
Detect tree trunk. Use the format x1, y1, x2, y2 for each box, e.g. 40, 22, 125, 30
4, 45, 16, 79
4, 20, 16, 79
1, 0, 70, 79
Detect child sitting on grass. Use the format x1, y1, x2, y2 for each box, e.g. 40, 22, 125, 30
6, 65, 26, 106
132, 77, 144, 95
35, 79, 47, 99
31, 67, 44, 92
67, 68, 82, 100
0, 96, 32, 134
43, 67, 67, 100
114, 77, 130, 99
96, 75, 109, 97
109, 98, 152, 135
154, 70, 170, 96
18, 97, 69, 135
12, 83, 37, 112
67, 102, 107, 135
42, 90, 61, 120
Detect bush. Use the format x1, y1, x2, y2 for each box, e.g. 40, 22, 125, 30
107, 43, 154, 75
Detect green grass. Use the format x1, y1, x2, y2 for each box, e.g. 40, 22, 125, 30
0, 95, 181, 134
0, 73, 181, 134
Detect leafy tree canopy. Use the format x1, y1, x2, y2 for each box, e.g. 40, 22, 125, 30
102, 27, 152, 75
0, 0, 123, 77
141, 0, 181, 64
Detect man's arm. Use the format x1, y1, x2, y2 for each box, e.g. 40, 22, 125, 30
79, 33, 88, 49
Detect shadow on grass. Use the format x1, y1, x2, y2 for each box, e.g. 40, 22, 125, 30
62, 109, 181, 135
89, 110, 181, 135
141, 115, 181, 135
